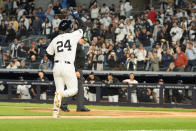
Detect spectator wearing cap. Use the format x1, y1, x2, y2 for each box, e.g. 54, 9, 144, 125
122, 73, 138, 103
17, 76, 31, 99
185, 42, 196, 71
115, 23, 126, 42
173, 47, 188, 72
85, 72, 100, 101
104, 73, 120, 102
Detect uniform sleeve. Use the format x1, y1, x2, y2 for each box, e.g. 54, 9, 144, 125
73, 29, 83, 41
16, 86, 20, 94
46, 39, 55, 55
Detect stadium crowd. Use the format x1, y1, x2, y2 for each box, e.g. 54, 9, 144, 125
0, 0, 195, 72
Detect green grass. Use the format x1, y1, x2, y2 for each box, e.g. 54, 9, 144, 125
0, 118, 196, 131
0, 102, 196, 117
1, 102, 196, 130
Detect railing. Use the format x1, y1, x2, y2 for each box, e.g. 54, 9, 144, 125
0, 79, 195, 108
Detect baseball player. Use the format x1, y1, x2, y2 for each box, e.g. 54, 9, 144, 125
46, 8, 87, 118
122, 73, 138, 103
16, 76, 31, 100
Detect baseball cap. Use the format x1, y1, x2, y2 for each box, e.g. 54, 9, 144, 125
177, 80, 183, 84
159, 79, 164, 82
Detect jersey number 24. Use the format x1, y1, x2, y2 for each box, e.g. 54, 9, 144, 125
57, 40, 71, 52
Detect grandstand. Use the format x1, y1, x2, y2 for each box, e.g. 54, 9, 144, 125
0, 0, 195, 108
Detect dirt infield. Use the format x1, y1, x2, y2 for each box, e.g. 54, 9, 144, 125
1, 108, 196, 119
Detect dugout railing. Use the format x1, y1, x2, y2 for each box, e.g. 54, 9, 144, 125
0, 80, 196, 108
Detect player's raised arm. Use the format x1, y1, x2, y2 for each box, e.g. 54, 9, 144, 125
70, 7, 87, 33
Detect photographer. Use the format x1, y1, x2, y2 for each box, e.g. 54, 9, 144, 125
107, 51, 117, 70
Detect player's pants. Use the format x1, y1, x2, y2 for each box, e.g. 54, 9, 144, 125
40, 92, 46, 100
53, 62, 78, 110
21, 94, 31, 99
108, 95, 119, 102
88, 92, 96, 102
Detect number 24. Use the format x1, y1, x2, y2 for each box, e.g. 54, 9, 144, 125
57, 40, 71, 52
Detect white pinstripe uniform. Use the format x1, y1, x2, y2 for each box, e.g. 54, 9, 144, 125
46, 29, 83, 114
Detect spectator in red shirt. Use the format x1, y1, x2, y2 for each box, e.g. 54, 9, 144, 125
148, 8, 157, 23
173, 47, 188, 72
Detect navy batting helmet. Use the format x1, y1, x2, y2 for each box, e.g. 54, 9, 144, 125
59, 19, 72, 31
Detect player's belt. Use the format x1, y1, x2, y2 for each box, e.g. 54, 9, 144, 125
54, 60, 71, 64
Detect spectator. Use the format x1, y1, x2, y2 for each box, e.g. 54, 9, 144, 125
90, 3, 99, 20
28, 55, 39, 69
10, 38, 20, 58
37, 38, 48, 58
45, 4, 54, 22
3, 50, 12, 67
167, 62, 177, 72
125, 53, 137, 71
39, 55, 53, 70
107, 51, 117, 70
135, 44, 147, 71
100, 3, 110, 15
52, 15, 61, 32
0, 20, 7, 46
96, 50, 104, 71
28, 41, 38, 58
6, 60, 17, 69
42, 17, 52, 38
148, 7, 157, 23
16, 21, 27, 39
185, 42, 196, 71
17, 41, 28, 59
173, 46, 188, 72
13, 57, 20, 67
36, 7, 45, 22
18, 60, 28, 69
20, 15, 29, 30
124, 0, 132, 18
104, 73, 119, 102
122, 73, 138, 103
149, 51, 160, 71
5, 24, 16, 43
170, 22, 183, 44
161, 49, 173, 69
32, 16, 42, 35
53, 0, 62, 14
